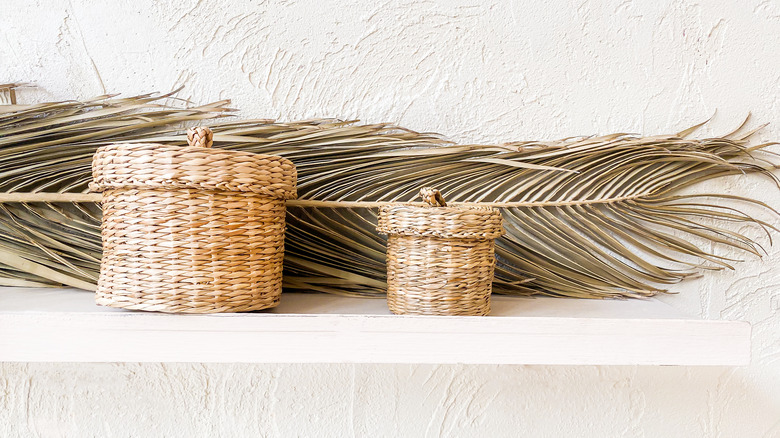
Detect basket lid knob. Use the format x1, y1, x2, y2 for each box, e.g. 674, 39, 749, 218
187, 126, 214, 148
419, 187, 447, 207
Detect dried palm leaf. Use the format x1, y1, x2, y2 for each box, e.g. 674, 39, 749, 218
0, 85, 778, 299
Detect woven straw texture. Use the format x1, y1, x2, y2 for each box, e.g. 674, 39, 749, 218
377, 199, 505, 316
91, 128, 296, 313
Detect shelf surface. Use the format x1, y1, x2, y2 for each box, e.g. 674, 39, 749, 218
0, 287, 750, 365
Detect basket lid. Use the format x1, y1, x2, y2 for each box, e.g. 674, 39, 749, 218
376, 188, 504, 240
91, 127, 297, 199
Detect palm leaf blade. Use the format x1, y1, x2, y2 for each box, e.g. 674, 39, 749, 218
0, 86, 777, 299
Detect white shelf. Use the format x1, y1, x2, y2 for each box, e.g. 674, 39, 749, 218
0, 287, 750, 365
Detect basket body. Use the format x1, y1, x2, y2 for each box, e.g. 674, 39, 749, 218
377, 204, 504, 316
91, 143, 296, 313
385, 234, 496, 315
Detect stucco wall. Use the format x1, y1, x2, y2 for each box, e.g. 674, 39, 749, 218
2, 0, 780, 436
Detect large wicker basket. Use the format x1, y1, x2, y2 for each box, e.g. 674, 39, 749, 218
376, 188, 505, 316
90, 127, 297, 313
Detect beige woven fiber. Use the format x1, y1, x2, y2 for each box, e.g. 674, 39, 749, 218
377, 188, 505, 316
91, 127, 296, 313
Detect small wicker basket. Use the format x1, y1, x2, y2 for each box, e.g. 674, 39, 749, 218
376, 188, 505, 316
90, 127, 297, 313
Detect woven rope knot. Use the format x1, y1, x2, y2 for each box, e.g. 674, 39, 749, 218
419, 187, 447, 207
187, 126, 214, 148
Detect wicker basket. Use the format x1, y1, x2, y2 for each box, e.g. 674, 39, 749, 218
90, 127, 297, 313
376, 188, 505, 316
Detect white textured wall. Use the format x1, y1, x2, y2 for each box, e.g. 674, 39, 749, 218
2, 0, 780, 436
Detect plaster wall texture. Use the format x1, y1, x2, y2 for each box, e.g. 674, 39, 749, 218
1, 0, 780, 436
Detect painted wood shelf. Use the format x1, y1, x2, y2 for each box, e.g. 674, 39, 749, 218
0, 287, 750, 365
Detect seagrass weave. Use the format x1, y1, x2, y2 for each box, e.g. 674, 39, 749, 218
90, 127, 297, 313
376, 188, 505, 316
